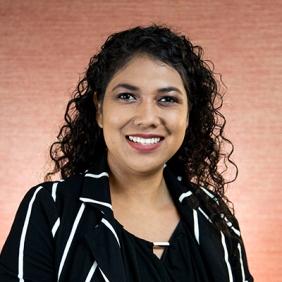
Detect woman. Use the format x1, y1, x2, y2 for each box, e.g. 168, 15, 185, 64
0, 25, 253, 281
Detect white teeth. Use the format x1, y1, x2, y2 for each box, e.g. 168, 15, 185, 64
128, 136, 161, 145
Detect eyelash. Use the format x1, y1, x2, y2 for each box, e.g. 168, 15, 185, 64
159, 96, 178, 104
117, 93, 136, 101
117, 93, 179, 104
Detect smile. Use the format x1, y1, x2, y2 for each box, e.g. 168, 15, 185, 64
127, 136, 161, 145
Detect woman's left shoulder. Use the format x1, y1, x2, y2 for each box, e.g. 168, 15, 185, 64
190, 185, 254, 281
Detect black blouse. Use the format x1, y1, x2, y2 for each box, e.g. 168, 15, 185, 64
0, 154, 254, 281
116, 218, 208, 282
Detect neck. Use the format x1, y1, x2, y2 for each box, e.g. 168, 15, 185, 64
108, 159, 170, 208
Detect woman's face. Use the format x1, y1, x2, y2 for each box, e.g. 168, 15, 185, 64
96, 54, 189, 176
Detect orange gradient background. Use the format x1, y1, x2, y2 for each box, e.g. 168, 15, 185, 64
0, 1, 281, 281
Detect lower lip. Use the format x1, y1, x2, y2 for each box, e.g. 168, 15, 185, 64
126, 138, 162, 153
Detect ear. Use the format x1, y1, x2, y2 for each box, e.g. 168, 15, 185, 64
93, 93, 103, 128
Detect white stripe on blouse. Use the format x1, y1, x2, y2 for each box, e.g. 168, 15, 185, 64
193, 209, 200, 244
79, 197, 113, 209
51, 217, 60, 238
57, 203, 85, 281
178, 191, 193, 202
85, 172, 109, 178
99, 267, 110, 282
238, 242, 247, 281
85, 261, 98, 282
51, 182, 58, 202
18, 186, 44, 282
101, 218, 121, 247
220, 231, 234, 282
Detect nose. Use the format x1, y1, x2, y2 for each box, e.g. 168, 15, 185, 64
133, 99, 161, 129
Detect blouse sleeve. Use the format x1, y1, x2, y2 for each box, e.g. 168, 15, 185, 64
0, 184, 58, 282
199, 185, 254, 281
230, 216, 254, 282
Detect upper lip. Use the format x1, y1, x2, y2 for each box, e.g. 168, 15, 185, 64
126, 134, 164, 139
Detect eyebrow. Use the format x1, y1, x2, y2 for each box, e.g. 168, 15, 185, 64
112, 83, 183, 95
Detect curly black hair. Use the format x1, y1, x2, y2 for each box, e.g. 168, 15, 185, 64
45, 25, 238, 234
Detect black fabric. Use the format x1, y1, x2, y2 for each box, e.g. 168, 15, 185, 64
116, 218, 210, 282
0, 154, 254, 281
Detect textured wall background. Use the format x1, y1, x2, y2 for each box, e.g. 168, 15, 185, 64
0, 0, 281, 281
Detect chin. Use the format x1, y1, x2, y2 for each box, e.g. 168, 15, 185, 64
126, 160, 166, 175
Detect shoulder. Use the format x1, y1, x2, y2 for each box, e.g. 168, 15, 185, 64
16, 173, 86, 223
185, 182, 241, 236
23, 172, 85, 202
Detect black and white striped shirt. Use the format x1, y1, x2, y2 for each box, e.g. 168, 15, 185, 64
0, 156, 253, 281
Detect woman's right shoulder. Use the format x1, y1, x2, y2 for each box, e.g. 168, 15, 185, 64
23, 172, 86, 203
0, 172, 88, 280
14, 173, 88, 227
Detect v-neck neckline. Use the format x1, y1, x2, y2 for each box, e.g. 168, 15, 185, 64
116, 217, 184, 262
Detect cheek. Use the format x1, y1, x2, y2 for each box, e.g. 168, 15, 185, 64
102, 106, 129, 136
176, 121, 188, 142
168, 110, 188, 132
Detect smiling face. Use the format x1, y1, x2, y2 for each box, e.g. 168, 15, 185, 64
96, 54, 189, 176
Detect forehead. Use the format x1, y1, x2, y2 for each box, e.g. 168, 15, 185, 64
106, 55, 186, 92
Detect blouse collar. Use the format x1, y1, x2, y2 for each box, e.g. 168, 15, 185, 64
78, 152, 197, 219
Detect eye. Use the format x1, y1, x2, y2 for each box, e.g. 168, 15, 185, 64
117, 93, 136, 102
159, 96, 178, 104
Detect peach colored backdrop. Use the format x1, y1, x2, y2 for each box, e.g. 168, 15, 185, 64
1, 1, 281, 281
